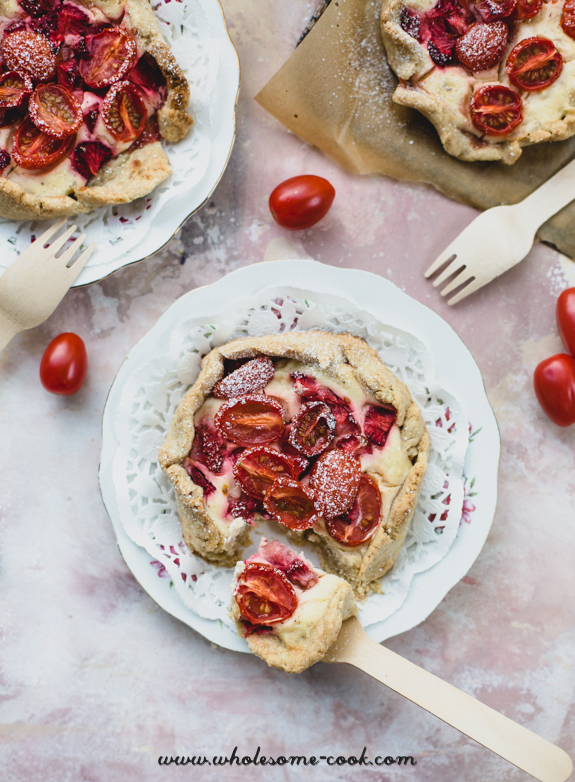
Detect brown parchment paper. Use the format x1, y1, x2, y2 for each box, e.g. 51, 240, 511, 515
255, 0, 575, 259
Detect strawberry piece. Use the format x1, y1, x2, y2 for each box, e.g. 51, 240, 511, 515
227, 492, 265, 523
363, 405, 397, 447
19, 0, 59, 19
212, 356, 275, 399
0, 150, 10, 169
337, 433, 373, 457
129, 116, 160, 151
310, 449, 361, 519
189, 423, 226, 474
83, 108, 98, 133
128, 52, 166, 95
56, 4, 89, 36
258, 539, 319, 590
71, 141, 112, 181
290, 371, 354, 433
29, 12, 57, 36
184, 463, 215, 498
57, 59, 79, 90
400, 7, 421, 39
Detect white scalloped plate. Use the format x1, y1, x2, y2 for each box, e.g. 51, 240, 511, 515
0, 0, 239, 286
99, 260, 500, 652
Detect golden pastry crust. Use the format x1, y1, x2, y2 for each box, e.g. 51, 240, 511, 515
160, 330, 430, 594
230, 567, 356, 674
0, 0, 193, 219
381, 0, 575, 164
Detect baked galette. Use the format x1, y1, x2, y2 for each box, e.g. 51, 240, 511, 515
159, 331, 429, 595
381, 0, 575, 163
0, 0, 192, 219
231, 538, 356, 674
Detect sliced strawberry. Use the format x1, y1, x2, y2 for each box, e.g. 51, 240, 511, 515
19, 0, 58, 18
363, 405, 397, 447
29, 12, 57, 36
71, 140, 112, 181
184, 462, 215, 498
129, 115, 160, 151
0, 150, 10, 169
400, 7, 422, 39
258, 539, 319, 590
56, 4, 89, 37
212, 356, 275, 399
57, 59, 79, 90
227, 492, 265, 523
290, 371, 353, 433
337, 433, 373, 457
310, 449, 361, 519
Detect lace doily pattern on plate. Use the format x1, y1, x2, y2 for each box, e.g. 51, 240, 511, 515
112, 289, 469, 629
0, 0, 215, 272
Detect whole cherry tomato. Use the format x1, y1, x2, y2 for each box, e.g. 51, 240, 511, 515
269, 175, 335, 230
533, 354, 575, 427
40, 333, 87, 395
557, 287, 575, 357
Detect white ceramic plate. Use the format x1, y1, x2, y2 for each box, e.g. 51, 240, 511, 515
0, 0, 239, 287
99, 260, 500, 653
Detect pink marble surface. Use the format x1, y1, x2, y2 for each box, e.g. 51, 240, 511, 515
1, 1, 575, 779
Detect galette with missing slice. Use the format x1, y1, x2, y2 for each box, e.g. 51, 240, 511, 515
230, 538, 356, 674
0, 0, 193, 219
159, 331, 430, 596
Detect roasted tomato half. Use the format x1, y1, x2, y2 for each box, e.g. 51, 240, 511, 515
289, 400, 335, 457
215, 394, 285, 447
235, 562, 297, 626
29, 84, 83, 138
101, 81, 147, 144
562, 0, 575, 39
470, 84, 523, 136
325, 474, 382, 547
514, 0, 543, 21
506, 37, 563, 91
0, 71, 33, 108
233, 446, 296, 499
263, 477, 319, 530
80, 27, 138, 89
12, 118, 74, 170
2, 30, 57, 82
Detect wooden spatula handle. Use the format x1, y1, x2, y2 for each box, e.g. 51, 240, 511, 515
0, 310, 20, 354
328, 620, 572, 782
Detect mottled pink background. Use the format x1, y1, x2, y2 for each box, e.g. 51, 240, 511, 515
1, 1, 574, 780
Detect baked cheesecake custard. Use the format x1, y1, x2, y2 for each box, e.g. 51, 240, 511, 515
0, 0, 192, 219
381, 0, 575, 163
230, 538, 356, 673
159, 331, 430, 597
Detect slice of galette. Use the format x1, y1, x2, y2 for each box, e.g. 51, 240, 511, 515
230, 538, 356, 673
0, 0, 193, 219
159, 331, 430, 594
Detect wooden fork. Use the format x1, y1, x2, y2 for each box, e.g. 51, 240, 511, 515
0, 220, 95, 354
325, 617, 573, 782
424, 157, 575, 305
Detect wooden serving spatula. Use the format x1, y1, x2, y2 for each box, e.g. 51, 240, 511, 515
324, 617, 572, 782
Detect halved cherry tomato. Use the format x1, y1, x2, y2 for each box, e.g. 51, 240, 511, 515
12, 118, 74, 170
80, 27, 137, 89
236, 562, 297, 626
215, 394, 285, 446
289, 400, 335, 457
101, 80, 146, 143
470, 84, 523, 136
533, 354, 575, 427
310, 449, 361, 519
2, 30, 57, 82
506, 37, 563, 91
263, 477, 318, 530
515, 0, 543, 21
455, 22, 508, 72
269, 175, 336, 230
233, 447, 296, 499
29, 84, 82, 138
0, 71, 33, 108
562, 0, 575, 38
325, 474, 382, 547
557, 288, 575, 357
212, 356, 275, 399
40, 333, 87, 395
